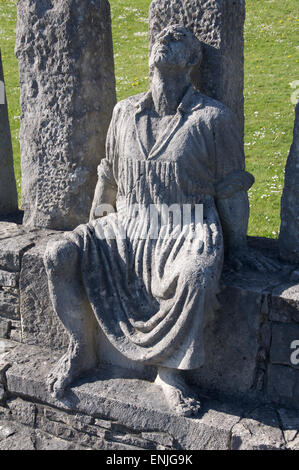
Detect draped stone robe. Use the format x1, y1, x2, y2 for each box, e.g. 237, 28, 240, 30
65, 85, 251, 370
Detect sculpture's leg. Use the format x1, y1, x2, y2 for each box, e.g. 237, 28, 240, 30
155, 367, 201, 417
44, 240, 99, 399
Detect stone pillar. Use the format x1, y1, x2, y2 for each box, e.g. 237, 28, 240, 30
0, 50, 18, 216
149, 0, 245, 136
16, 0, 116, 230
279, 103, 299, 265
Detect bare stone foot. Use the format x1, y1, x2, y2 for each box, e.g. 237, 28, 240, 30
155, 367, 201, 417
47, 339, 96, 399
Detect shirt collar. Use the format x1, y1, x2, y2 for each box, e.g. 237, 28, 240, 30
135, 85, 204, 114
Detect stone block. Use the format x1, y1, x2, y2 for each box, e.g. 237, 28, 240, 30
9, 321, 22, 343
0, 50, 18, 216
3, 341, 297, 450
0, 223, 36, 271
4, 342, 242, 450
0, 319, 11, 340
0, 223, 24, 241
0, 384, 4, 403
270, 323, 299, 369
267, 364, 299, 409
0, 289, 19, 321
186, 283, 262, 398
0, 271, 19, 288
278, 407, 299, 433
149, 0, 245, 135
7, 398, 36, 427
270, 282, 299, 323
279, 103, 299, 264
16, 0, 116, 230
20, 236, 68, 351
231, 405, 285, 450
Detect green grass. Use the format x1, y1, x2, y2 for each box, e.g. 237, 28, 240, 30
0, 0, 20, 196
0, 0, 298, 237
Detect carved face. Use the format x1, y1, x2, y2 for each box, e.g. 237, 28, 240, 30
150, 26, 196, 71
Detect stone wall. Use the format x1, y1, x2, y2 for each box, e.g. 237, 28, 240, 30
0, 357, 298, 450
0, 223, 66, 347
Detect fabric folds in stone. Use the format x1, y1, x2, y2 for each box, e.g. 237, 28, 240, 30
62, 86, 251, 370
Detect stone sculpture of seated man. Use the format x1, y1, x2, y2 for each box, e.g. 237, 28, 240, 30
44, 25, 279, 417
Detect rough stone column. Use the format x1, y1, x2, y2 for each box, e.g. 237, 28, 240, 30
149, 0, 245, 136
0, 50, 18, 216
279, 103, 299, 265
16, 0, 116, 230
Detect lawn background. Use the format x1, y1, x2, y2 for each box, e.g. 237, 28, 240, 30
0, 0, 298, 238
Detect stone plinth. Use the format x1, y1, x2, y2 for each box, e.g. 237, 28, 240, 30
0, 50, 18, 216
15, 0, 116, 230
1, 341, 297, 450
0, 222, 58, 343
279, 103, 299, 265
149, 0, 245, 135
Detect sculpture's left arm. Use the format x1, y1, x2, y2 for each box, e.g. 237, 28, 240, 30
89, 103, 120, 221
216, 191, 279, 272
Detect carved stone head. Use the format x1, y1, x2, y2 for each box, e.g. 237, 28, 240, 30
149, 24, 203, 75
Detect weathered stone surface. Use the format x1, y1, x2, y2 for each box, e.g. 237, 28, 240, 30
9, 321, 22, 343
149, 0, 246, 135
20, 236, 68, 350
231, 406, 285, 450
0, 223, 58, 273
278, 407, 299, 434
286, 435, 299, 450
16, 0, 116, 230
187, 283, 262, 398
270, 323, 299, 369
0, 417, 85, 450
3, 342, 243, 450
17, 230, 299, 404
0, 50, 18, 216
270, 282, 299, 323
0, 222, 24, 241
279, 103, 299, 265
0, 288, 19, 321
34, 431, 85, 450
0, 270, 19, 288
7, 398, 36, 427
1, 342, 298, 450
267, 364, 299, 409
0, 384, 4, 403
0, 319, 11, 340
0, 223, 35, 271
277, 408, 299, 449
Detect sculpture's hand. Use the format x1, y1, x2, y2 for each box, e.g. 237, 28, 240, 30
228, 247, 281, 273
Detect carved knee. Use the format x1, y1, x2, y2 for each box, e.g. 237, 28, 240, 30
44, 239, 79, 277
